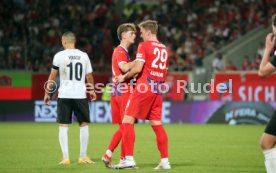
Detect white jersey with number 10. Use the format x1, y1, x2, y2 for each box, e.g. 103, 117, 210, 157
53, 49, 93, 99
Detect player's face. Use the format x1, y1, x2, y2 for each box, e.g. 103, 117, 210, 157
125, 30, 136, 43
139, 27, 149, 41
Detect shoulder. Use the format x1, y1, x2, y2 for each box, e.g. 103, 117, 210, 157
56, 49, 78, 56
55, 50, 65, 56
114, 46, 125, 55
137, 42, 147, 51
139, 41, 166, 48
54, 50, 65, 59
115, 46, 124, 52
138, 42, 147, 47
152, 41, 166, 48
113, 46, 119, 53
75, 49, 89, 59
76, 49, 88, 56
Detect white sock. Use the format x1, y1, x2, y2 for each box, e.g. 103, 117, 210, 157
80, 125, 89, 158
106, 149, 112, 158
161, 158, 169, 163
59, 126, 69, 160
125, 156, 134, 161
264, 148, 276, 173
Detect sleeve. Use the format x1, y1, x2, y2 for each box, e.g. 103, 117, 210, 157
86, 54, 93, 74
52, 54, 59, 70
135, 43, 146, 62
270, 54, 276, 67
116, 50, 128, 66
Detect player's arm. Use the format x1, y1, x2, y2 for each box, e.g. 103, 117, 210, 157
259, 33, 276, 77
44, 68, 58, 105
86, 73, 97, 101
119, 61, 135, 73
116, 60, 144, 83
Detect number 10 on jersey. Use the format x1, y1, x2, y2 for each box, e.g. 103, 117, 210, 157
67, 62, 83, 81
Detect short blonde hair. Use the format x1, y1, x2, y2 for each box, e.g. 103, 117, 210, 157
62, 31, 76, 43
117, 23, 136, 40
138, 20, 158, 34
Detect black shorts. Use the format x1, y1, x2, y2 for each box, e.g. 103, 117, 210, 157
265, 111, 276, 136
57, 98, 90, 124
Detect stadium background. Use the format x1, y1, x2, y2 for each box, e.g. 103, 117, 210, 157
0, 0, 276, 172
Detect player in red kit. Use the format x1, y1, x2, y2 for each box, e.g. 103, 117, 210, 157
101, 23, 136, 168
114, 20, 171, 170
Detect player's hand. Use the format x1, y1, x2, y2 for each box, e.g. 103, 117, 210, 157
115, 74, 125, 84
265, 33, 276, 53
44, 94, 51, 105
89, 90, 97, 101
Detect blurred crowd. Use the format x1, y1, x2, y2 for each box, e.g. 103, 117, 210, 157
0, 0, 275, 73
212, 42, 266, 72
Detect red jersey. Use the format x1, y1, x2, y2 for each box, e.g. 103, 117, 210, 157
135, 41, 169, 93
111, 45, 132, 96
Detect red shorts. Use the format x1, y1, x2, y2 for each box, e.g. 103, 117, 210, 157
110, 93, 130, 124
125, 91, 162, 120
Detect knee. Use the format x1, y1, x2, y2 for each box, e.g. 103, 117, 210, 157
260, 137, 275, 150
79, 122, 89, 127
260, 139, 268, 150
122, 115, 135, 124
150, 120, 162, 126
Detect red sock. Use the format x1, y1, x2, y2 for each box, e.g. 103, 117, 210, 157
123, 123, 135, 156
152, 125, 168, 158
108, 124, 123, 152
120, 125, 125, 158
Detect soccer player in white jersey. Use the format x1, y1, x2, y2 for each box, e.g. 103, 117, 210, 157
44, 31, 97, 165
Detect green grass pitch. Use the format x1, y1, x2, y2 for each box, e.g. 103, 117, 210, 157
0, 123, 266, 173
